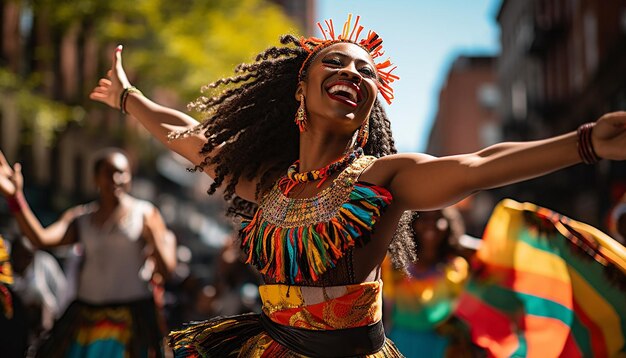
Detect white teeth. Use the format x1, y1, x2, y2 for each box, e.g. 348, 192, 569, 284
328, 84, 357, 102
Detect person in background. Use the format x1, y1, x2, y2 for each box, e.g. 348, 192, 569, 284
0, 148, 177, 357
10, 235, 70, 350
383, 208, 477, 357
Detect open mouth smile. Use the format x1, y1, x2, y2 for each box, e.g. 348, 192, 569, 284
325, 80, 363, 107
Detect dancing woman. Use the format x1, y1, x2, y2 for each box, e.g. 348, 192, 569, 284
90, 16, 626, 357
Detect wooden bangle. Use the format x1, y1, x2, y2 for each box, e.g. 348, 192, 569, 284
578, 126, 593, 164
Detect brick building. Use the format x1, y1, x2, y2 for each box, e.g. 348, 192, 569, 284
496, 0, 626, 226
427, 56, 501, 157
427, 55, 501, 235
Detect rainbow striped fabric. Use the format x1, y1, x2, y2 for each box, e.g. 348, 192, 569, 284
455, 199, 626, 358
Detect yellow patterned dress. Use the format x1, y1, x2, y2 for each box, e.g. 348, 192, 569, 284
170, 156, 404, 357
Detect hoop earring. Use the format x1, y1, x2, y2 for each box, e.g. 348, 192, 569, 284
294, 95, 307, 132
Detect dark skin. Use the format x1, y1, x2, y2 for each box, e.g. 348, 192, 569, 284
90, 43, 626, 284
0, 151, 177, 278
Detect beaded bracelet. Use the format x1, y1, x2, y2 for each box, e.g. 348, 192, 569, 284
577, 122, 600, 164
119, 86, 143, 115
6, 192, 25, 214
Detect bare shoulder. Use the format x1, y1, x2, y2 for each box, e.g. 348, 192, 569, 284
359, 153, 435, 186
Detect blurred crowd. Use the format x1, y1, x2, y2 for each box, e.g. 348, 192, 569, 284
0, 149, 262, 357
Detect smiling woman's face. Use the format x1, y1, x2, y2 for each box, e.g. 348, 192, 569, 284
299, 42, 379, 134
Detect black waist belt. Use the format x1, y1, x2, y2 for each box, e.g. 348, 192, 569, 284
259, 313, 385, 357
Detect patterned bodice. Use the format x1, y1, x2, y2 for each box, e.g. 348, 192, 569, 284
240, 156, 393, 284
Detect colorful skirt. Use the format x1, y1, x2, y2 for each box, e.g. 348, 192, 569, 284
169, 280, 404, 357
35, 297, 164, 358
455, 199, 626, 357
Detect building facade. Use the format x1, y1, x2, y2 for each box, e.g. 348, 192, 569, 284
497, 0, 626, 226
269, 0, 317, 35
427, 55, 501, 236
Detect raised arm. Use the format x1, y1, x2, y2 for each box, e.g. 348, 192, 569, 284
382, 112, 626, 211
89, 46, 258, 201
0, 151, 81, 249
89, 46, 207, 167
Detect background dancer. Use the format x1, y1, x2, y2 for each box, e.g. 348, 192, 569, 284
0, 148, 177, 357
383, 208, 476, 357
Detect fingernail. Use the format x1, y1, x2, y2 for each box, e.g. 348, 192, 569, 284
116, 45, 123, 52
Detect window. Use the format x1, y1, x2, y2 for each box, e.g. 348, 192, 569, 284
477, 84, 501, 110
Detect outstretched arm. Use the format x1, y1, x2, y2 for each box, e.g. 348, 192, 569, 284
0, 151, 80, 248
89, 46, 258, 201
383, 112, 626, 211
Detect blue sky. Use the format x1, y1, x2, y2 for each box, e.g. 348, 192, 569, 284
318, 0, 502, 152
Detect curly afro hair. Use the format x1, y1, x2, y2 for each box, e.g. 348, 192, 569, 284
170, 34, 415, 270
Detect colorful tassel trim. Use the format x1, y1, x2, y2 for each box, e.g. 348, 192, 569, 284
240, 183, 392, 284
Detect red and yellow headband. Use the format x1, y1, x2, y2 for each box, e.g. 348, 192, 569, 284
298, 14, 399, 105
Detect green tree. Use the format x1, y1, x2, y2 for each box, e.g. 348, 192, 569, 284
3, 0, 300, 141
105, 0, 301, 102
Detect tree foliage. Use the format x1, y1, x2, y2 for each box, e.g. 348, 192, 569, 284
4, 0, 300, 140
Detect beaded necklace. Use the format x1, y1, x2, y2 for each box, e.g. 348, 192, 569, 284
280, 147, 363, 195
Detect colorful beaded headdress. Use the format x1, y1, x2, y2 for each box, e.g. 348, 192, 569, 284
298, 14, 399, 105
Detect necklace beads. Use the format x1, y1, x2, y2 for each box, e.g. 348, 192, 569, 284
287, 147, 363, 184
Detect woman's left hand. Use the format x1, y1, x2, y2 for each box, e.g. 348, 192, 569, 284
592, 111, 626, 161
89, 45, 131, 110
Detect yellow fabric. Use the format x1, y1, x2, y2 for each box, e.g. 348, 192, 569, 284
0, 237, 13, 285
169, 281, 402, 357
259, 280, 383, 330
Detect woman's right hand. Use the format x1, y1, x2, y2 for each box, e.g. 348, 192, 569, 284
89, 45, 132, 110
0, 150, 23, 197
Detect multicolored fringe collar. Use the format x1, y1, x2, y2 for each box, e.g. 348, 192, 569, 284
298, 14, 399, 105
240, 156, 393, 284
